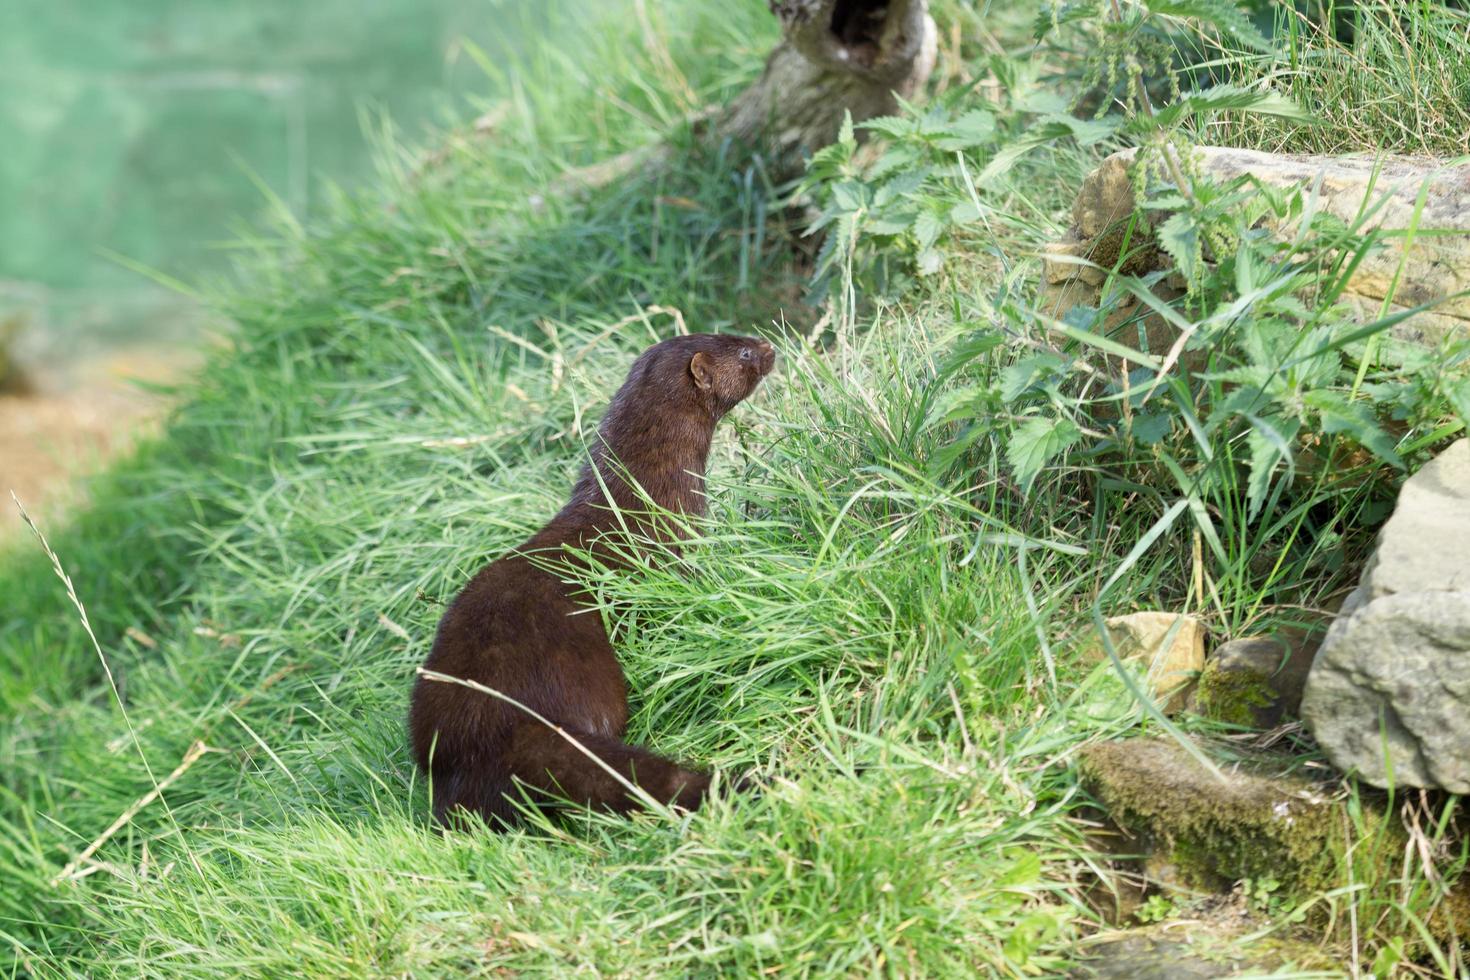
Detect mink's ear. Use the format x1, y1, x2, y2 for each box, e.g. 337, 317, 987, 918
689, 351, 714, 391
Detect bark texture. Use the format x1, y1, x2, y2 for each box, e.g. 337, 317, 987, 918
716, 0, 938, 179
558, 0, 937, 191
1042, 147, 1470, 348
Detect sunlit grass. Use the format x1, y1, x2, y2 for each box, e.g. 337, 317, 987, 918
1, 0, 1466, 976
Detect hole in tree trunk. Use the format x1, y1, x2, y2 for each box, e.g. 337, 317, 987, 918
829, 0, 890, 65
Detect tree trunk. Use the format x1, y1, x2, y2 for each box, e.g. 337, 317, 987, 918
715, 0, 938, 179
558, 0, 937, 191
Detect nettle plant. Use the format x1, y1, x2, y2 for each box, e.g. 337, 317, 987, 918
939, 177, 1469, 533
802, 0, 1470, 613
799, 1, 1301, 291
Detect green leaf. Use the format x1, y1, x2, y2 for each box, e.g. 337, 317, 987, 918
949, 200, 983, 224
1304, 391, 1405, 469
1033, 1, 1098, 39
1007, 416, 1082, 492
978, 115, 1120, 185
1156, 211, 1202, 286
868, 146, 925, 180
938, 329, 1005, 376
924, 384, 995, 429
1447, 376, 1470, 425
935, 109, 996, 151
916, 247, 944, 276
837, 109, 855, 148
1145, 0, 1273, 52
830, 181, 867, 213
1244, 414, 1296, 520
870, 169, 927, 205
1000, 353, 1070, 403
863, 215, 915, 236
856, 114, 911, 139
913, 211, 944, 251
1131, 413, 1173, 444
1145, 85, 1316, 131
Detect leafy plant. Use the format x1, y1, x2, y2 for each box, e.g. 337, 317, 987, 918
803, 0, 1468, 628
1135, 892, 1177, 923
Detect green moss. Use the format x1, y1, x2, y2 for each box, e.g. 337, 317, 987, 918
1079, 738, 1470, 945
1080, 740, 1351, 894
1194, 663, 1276, 728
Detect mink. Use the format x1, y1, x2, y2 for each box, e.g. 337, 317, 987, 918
408, 333, 775, 828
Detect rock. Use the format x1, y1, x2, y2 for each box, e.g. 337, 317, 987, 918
1195, 634, 1316, 729
1077, 738, 1345, 895
1347, 439, 1470, 603
1303, 591, 1470, 792
1095, 612, 1207, 714
1077, 737, 1470, 941
1302, 439, 1470, 793
1040, 147, 1470, 346
1070, 922, 1336, 979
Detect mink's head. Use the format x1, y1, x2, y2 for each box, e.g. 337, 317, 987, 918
623, 333, 776, 421
573, 333, 775, 521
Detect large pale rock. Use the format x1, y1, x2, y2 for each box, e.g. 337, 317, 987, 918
1302, 439, 1470, 792
1041, 147, 1470, 347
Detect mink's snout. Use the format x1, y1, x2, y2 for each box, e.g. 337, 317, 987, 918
754, 340, 775, 377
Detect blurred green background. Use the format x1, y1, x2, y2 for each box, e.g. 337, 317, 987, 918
0, 0, 557, 360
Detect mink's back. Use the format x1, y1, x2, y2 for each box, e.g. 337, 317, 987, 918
407, 530, 629, 774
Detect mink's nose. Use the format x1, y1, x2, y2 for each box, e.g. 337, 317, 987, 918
756, 340, 775, 375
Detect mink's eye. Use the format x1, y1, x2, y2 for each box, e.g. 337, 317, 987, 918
739, 348, 754, 362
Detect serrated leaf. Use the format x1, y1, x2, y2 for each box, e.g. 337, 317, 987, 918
1305, 391, 1404, 469
939, 330, 1005, 375
913, 211, 944, 251
870, 169, 927, 204
978, 115, 1120, 185
1007, 416, 1082, 492
1447, 376, 1470, 425
935, 109, 996, 151
950, 200, 983, 224
857, 114, 912, 139
1131, 413, 1173, 444
1244, 414, 1295, 520
864, 215, 915, 236
924, 384, 996, 429
916, 247, 944, 276
1142, 192, 1190, 212
1000, 353, 1071, 403
928, 421, 992, 475
1156, 211, 1202, 285
1033, 1, 1097, 39
868, 145, 924, 180
1146, 0, 1273, 51
1145, 85, 1316, 131
830, 181, 868, 213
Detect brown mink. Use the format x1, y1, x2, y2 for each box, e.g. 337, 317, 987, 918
408, 333, 775, 828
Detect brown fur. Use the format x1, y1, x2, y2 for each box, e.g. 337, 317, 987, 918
408, 333, 775, 828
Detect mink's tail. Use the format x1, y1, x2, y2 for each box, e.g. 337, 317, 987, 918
432, 723, 711, 829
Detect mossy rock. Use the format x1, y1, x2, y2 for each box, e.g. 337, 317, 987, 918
1078, 738, 1470, 943
1194, 656, 1279, 728
1070, 916, 1341, 978
1078, 739, 1346, 894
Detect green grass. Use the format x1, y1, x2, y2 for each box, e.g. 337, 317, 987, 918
2, 0, 1467, 976
1212, 0, 1470, 156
